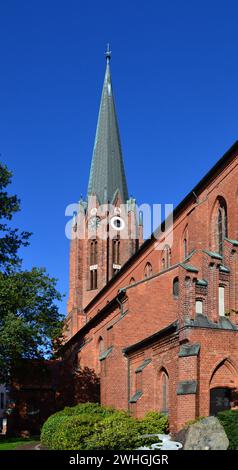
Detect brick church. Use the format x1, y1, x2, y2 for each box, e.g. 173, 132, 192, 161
61, 48, 238, 432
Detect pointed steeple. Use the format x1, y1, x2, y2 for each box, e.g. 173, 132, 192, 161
87, 46, 129, 204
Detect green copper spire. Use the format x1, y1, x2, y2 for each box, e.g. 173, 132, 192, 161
87, 46, 129, 204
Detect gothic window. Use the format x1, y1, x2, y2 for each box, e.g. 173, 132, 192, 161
113, 239, 120, 265
89, 240, 98, 289
112, 238, 120, 275
173, 277, 179, 298
129, 277, 136, 285
90, 240, 98, 266
217, 205, 227, 255
184, 238, 188, 259
212, 197, 227, 256
90, 268, 97, 290
162, 245, 171, 270
98, 337, 104, 355
161, 370, 169, 413
144, 262, 153, 278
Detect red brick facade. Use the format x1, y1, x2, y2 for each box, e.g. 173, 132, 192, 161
64, 141, 238, 432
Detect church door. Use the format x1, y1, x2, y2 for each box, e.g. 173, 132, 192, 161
210, 387, 231, 415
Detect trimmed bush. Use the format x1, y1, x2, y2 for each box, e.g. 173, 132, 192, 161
50, 414, 102, 450
41, 402, 117, 449
218, 410, 238, 450
41, 403, 169, 450
84, 412, 142, 450
139, 411, 168, 435
41, 414, 69, 449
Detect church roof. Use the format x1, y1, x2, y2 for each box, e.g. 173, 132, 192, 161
87, 47, 129, 204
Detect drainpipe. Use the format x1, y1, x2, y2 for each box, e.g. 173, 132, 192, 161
123, 353, 130, 413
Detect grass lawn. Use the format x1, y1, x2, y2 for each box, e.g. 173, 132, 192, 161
0, 437, 39, 450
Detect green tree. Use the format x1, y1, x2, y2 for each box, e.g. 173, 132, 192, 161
0, 162, 64, 383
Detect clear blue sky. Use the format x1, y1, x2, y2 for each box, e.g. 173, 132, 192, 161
1, 1, 238, 314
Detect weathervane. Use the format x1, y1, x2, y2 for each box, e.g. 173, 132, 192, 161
105, 43, 111, 63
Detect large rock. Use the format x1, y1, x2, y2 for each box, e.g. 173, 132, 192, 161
175, 417, 229, 450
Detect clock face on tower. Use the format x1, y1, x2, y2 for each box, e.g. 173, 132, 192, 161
88, 216, 100, 231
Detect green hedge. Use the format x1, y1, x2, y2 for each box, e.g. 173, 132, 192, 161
218, 410, 238, 450
40, 403, 168, 450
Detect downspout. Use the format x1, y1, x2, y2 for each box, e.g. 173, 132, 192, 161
124, 353, 130, 413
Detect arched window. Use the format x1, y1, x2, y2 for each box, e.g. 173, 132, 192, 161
144, 262, 153, 278
182, 226, 189, 260
112, 237, 120, 275
89, 240, 98, 289
162, 245, 171, 270
212, 197, 227, 255
217, 205, 227, 255
161, 370, 169, 413
90, 240, 98, 265
98, 337, 104, 355
90, 268, 97, 290
173, 277, 179, 298
129, 277, 136, 285
184, 238, 188, 259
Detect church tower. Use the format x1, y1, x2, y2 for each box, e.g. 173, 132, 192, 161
66, 47, 143, 339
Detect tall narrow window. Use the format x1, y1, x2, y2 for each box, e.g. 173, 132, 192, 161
173, 277, 179, 298
90, 268, 97, 290
112, 238, 120, 275
182, 226, 189, 260
219, 286, 225, 316
98, 337, 104, 355
162, 245, 171, 270
161, 371, 169, 413
90, 240, 98, 265
144, 262, 153, 278
184, 238, 188, 259
90, 240, 98, 289
216, 199, 227, 256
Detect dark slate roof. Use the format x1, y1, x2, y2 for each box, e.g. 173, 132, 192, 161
129, 391, 142, 403
135, 358, 152, 373
203, 250, 223, 260
185, 314, 238, 330
87, 57, 129, 204
99, 346, 113, 361
178, 343, 200, 357
196, 279, 208, 286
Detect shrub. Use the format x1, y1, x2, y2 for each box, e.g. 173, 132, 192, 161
84, 412, 142, 450
41, 403, 169, 450
138, 411, 168, 435
50, 414, 102, 450
218, 410, 238, 450
40, 402, 117, 449
41, 414, 69, 449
